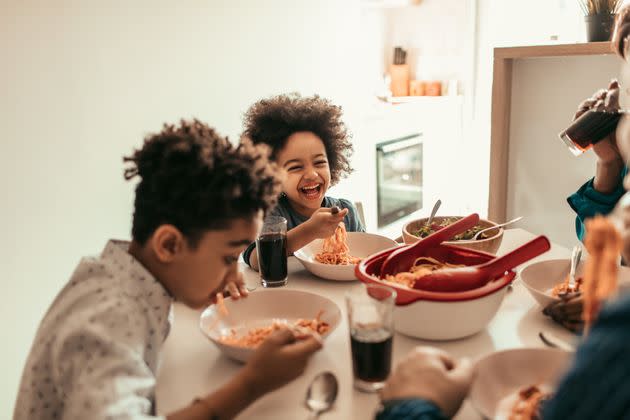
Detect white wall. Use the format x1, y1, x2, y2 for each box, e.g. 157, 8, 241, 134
0, 0, 363, 414
383, 0, 471, 85
507, 56, 621, 247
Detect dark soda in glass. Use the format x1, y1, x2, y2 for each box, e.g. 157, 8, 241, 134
350, 328, 393, 383
560, 109, 621, 156
256, 233, 288, 286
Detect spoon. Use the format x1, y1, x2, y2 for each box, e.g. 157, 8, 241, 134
412, 235, 551, 292
472, 216, 523, 240
426, 199, 442, 227
538, 331, 575, 352
305, 371, 338, 419
380, 213, 480, 276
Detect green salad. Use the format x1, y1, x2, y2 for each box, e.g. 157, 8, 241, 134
413, 217, 491, 241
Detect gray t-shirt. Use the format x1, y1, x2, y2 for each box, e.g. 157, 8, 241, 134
243, 195, 365, 266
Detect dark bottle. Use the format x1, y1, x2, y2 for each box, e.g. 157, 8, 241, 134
256, 233, 288, 286
559, 109, 621, 156
350, 328, 393, 383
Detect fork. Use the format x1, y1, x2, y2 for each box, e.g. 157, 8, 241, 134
567, 245, 582, 292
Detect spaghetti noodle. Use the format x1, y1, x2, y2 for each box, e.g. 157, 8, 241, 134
216, 293, 229, 317
551, 275, 584, 297
217, 311, 330, 348
315, 223, 361, 265
507, 385, 548, 420
582, 216, 621, 331
383, 256, 464, 288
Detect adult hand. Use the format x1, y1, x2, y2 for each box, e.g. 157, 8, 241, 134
380, 346, 473, 418
574, 81, 622, 165
543, 293, 584, 334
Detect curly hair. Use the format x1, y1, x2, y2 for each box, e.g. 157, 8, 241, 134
124, 119, 283, 247
242, 93, 353, 185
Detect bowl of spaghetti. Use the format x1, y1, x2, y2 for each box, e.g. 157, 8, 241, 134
520, 258, 630, 308
199, 289, 341, 363
403, 216, 504, 255
355, 244, 516, 339
470, 348, 572, 419
294, 226, 398, 281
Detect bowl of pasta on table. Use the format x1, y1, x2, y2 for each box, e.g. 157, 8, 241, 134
403, 216, 504, 255
520, 258, 630, 308
199, 289, 341, 363
470, 348, 572, 420
294, 225, 398, 281
355, 243, 520, 340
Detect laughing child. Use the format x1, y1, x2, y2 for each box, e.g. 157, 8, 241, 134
241, 94, 365, 269
13, 120, 322, 420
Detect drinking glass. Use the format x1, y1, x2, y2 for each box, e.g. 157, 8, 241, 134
256, 216, 288, 287
345, 284, 396, 392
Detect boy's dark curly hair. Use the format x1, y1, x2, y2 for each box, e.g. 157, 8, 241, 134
124, 119, 283, 247
242, 93, 353, 185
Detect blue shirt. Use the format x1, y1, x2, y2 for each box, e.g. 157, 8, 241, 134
567, 167, 627, 241
242, 195, 365, 266
377, 292, 630, 419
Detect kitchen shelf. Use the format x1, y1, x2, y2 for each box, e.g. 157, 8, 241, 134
494, 42, 613, 59
384, 95, 464, 104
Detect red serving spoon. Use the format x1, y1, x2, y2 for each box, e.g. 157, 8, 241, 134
412, 235, 551, 292
380, 213, 480, 276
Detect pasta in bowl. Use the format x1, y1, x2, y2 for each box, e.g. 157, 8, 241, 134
200, 289, 341, 363
469, 348, 572, 420
520, 258, 630, 308
355, 244, 516, 339
294, 228, 398, 281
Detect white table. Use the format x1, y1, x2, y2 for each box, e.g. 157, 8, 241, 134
156, 229, 575, 419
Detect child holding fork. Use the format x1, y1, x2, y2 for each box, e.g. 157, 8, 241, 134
241, 93, 365, 270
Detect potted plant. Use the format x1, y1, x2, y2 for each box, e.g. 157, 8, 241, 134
580, 0, 623, 42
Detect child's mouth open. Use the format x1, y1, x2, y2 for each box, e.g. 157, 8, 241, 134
299, 183, 323, 201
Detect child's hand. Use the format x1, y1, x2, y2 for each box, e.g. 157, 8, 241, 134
305, 207, 348, 239
210, 267, 249, 304
223, 266, 249, 300
241, 328, 322, 395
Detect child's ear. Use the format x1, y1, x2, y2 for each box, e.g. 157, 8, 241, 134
151, 225, 185, 262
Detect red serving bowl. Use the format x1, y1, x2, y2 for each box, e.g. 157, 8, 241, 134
354, 244, 516, 306
355, 244, 516, 340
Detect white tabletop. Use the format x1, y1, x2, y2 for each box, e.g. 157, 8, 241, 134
155, 228, 575, 419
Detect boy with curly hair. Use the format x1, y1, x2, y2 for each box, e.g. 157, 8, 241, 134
13, 120, 322, 420
242, 93, 365, 269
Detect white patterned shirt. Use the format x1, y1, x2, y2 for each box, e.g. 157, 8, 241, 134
14, 240, 173, 420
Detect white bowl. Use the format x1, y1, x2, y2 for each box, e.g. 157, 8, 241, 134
393, 283, 510, 340
199, 289, 341, 363
520, 259, 630, 308
294, 232, 398, 281
470, 348, 573, 419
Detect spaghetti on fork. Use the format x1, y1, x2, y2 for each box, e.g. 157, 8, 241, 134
315, 223, 361, 265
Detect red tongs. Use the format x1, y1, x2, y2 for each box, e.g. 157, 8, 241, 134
380, 213, 480, 277
412, 235, 551, 292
